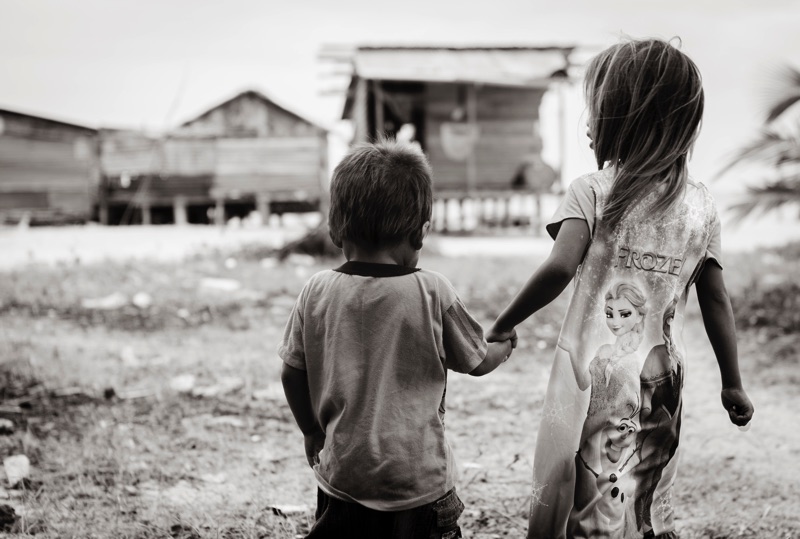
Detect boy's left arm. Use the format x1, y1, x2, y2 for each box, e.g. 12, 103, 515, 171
695, 261, 754, 426
281, 363, 325, 467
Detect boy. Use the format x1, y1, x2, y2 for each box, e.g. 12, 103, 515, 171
279, 140, 515, 539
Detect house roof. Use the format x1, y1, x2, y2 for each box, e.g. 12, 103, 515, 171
335, 45, 576, 120
177, 89, 327, 133
0, 107, 97, 134
350, 46, 574, 86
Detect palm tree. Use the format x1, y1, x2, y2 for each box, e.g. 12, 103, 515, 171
718, 65, 800, 220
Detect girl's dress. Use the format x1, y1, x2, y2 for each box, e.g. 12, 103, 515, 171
529, 168, 721, 539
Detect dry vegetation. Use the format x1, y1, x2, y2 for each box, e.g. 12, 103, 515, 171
0, 239, 798, 538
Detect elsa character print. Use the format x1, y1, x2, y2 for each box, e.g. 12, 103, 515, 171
566, 281, 648, 538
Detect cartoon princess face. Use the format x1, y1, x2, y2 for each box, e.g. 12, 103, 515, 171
603, 282, 647, 340
605, 296, 643, 337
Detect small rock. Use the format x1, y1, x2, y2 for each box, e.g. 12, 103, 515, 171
81, 292, 128, 310
0, 419, 14, 436
200, 473, 226, 484
177, 308, 191, 319
131, 292, 153, 309
250, 435, 262, 443
260, 258, 278, 269
269, 504, 310, 517
123, 485, 138, 496
462, 462, 482, 469
207, 416, 245, 429
3, 456, 30, 488
200, 277, 241, 292
120, 346, 139, 367
224, 258, 238, 269
191, 377, 244, 398
170, 374, 196, 394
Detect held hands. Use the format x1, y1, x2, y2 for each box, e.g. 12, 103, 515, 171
471, 333, 516, 376
303, 429, 326, 468
487, 325, 518, 349
721, 387, 754, 428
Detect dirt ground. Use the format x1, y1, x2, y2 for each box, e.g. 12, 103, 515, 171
0, 238, 798, 538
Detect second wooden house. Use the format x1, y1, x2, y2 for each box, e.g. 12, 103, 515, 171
98, 90, 328, 225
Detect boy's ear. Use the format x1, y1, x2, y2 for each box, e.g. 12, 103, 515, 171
409, 221, 431, 251
328, 229, 343, 249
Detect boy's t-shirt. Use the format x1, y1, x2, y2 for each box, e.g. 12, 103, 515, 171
279, 261, 488, 511
531, 168, 722, 538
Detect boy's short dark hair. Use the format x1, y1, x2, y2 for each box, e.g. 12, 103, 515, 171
328, 139, 433, 250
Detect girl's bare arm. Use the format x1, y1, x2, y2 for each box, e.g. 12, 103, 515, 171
489, 218, 591, 339
695, 261, 754, 425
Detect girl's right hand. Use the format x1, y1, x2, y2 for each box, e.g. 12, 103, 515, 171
487, 326, 518, 348
721, 387, 754, 427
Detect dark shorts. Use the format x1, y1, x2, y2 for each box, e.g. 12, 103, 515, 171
306, 487, 465, 539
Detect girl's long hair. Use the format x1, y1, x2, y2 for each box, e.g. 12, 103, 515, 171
585, 38, 705, 231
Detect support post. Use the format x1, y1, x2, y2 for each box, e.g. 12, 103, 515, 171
466, 84, 478, 194
141, 198, 152, 225
558, 80, 568, 190
99, 202, 109, 225
373, 79, 384, 137
215, 198, 225, 227
256, 193, 271, 225
173, 195, 188, 225
353, 77, 369, 144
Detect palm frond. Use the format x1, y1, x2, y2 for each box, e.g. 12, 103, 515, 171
766, 65, 800, 123
726, 176, 800, 222
715, 129, 800, 180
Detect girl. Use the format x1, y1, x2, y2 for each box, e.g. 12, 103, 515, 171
487, 38, 754, 539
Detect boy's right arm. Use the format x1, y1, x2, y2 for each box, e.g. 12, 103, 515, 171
695, 261, 754, 427
281, 363, 325, 467
469, 338, 514, 377
488, 218, 590, 341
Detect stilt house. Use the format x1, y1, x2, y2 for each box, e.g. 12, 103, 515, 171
98, 90, 328, 225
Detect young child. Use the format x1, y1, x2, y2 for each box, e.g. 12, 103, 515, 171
280, 140, 515, 539
486, 38, 754, 539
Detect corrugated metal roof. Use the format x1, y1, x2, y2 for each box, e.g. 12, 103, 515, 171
352, 47, 572, 86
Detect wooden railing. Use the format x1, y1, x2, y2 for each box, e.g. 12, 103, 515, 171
431, 190, 560, 236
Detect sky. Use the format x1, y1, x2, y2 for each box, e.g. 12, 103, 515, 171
2, 0, 800, 199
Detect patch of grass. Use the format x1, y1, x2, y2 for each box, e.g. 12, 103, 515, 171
1, 248, 799, 538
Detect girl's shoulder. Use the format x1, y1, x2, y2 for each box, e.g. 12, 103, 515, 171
686, 177, 711, 195
684, 177, 719, 218
569, 168, 616, 203
570, 167, 615, 190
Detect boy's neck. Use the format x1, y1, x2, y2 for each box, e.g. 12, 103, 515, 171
342, 241, 419, 268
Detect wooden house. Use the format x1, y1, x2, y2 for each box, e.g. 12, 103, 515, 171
98, 90, 328, 225
328, 46, 575, 229
0, 108, 97, 224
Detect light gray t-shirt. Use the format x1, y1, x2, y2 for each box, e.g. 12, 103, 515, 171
279, 261, 488, 511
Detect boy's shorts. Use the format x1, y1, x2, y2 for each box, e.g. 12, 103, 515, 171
306, 487, 465, 539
